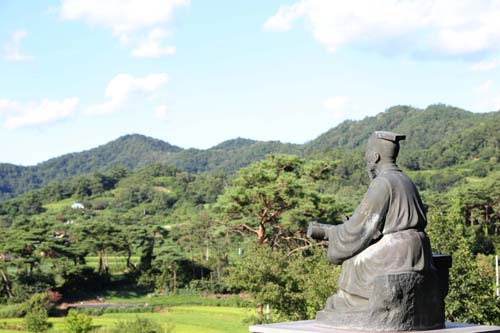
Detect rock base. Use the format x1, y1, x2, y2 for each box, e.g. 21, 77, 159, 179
316, 271, 445, 331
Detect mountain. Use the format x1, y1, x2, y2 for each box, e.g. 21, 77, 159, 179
0, 134, 300, 201
2, 104, 500, 201
305, 104, 500, 170
0, 134, 182, 201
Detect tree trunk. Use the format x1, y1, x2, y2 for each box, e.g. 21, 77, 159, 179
190, 241, 195, 278
257, 222, 266, 245
172, 265, 177, 293
98, 249, 103, 274
257, 303, 263, 321
104, 248, 109, 273
0, 268, 13, 298
126, 248, 132, 269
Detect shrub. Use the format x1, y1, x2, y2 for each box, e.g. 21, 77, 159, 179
12, 272, 56, 303
24, 309, 52, 332
110, 317, 174, 333
22, 292, 54, 315
65, 309, 93, 333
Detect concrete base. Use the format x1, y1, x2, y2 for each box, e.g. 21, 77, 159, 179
249, 320, 500, 333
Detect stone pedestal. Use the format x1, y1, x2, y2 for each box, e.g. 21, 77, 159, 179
314, 255, 453, 331
249, 320, 500, 333
316, 271, 444, 330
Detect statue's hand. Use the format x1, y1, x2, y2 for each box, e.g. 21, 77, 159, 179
307, 222, 317, 239
307, 221, 329, 240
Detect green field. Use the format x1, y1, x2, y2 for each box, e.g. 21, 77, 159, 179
0, 305, 252, 333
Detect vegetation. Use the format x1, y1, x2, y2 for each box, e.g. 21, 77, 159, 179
0, 104, 499, 329
65, 310, 93, 333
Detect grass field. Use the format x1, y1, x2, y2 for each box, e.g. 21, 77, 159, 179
0, 293, 254, 333
0, 305, 252, 333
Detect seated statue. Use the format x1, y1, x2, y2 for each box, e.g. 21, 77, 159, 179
308, 131, 450, 331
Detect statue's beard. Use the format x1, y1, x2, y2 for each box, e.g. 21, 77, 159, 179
367, 163, 377, 180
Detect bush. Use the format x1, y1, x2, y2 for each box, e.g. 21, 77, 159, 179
12, 271, 56, 303
22, 292, 54, 315
0, 304, 23, 318
65, 309, 93, 333
71, 305, 155, 316
24, 309, 52, 332
109, 317, 174, 333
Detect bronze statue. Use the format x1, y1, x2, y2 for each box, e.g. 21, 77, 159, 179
308, 131, 451, 331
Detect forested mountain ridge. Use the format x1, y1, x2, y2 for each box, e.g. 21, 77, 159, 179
2, 104, 500, 201
0, 136, 300, 201
0, 134, 182, 200
306, 104, 500, 172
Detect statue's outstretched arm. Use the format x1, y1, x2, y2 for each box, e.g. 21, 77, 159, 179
327, 178, 390, 264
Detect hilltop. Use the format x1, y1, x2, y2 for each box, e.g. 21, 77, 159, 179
1, 104, 499, 200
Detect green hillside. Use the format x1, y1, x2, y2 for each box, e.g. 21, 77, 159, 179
2, 104, 500, 201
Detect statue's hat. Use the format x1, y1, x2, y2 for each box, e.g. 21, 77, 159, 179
368, 131, 405, 161
374, 131, 406, 142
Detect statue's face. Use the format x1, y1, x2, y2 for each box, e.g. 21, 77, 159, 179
365, 145, 379, 180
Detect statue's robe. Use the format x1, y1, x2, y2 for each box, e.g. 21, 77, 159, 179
327, 163, 433, 309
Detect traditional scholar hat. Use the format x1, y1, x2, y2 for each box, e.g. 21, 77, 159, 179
368, 131, 406, 161
373, 131, 406, 142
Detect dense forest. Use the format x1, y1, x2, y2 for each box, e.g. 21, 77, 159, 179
0, 104, 499, 327
3, 104, 500, 201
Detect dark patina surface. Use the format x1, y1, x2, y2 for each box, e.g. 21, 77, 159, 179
308, 131, 451, 331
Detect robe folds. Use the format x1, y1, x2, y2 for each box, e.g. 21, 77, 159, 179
327, 164, 433, 300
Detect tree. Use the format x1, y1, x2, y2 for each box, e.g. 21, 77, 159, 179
226, 245, 340, 321
23, 293, 53, 333
65, 309, 93, 333
216, 155, 338, 246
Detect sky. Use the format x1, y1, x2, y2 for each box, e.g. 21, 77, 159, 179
1, 0, 500, 166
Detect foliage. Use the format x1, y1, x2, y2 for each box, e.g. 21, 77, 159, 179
65, 309, 93, 333
445, 242, 500, 325
427, 207, 500, 324
226, 245, 340, 321
109, 317, 174, 333
23, 293, 53, 333
216, 154, 339, 246
22, 292, 54, 315
24, 309, 51, 333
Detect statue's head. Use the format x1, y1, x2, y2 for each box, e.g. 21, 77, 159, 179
365, 131, 405, 179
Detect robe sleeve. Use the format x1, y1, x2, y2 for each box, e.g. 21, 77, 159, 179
327, 177, 390, 264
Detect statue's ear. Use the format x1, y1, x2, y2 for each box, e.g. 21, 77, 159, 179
367, 151, 380, 163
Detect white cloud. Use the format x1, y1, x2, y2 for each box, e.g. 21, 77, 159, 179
476, 80, 494, 93
87, 73, 169, 115
132, 28, 176, 58
263, 2, 308, 32
0, 99, 17, 113
265, 0, 500, 57
470, 59, 500, 72
323, 95, 367, 123
3, 29, 33, 62
323, 96, 350, 112
59, 0, 188, 55
0, 98, 79, 129
471, 80, 500, 112
154, 105, 169, 120
60, 0, 189, 37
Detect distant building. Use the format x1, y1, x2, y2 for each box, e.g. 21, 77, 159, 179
71, 202, 84, 209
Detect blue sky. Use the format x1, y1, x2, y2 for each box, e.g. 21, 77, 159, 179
1, 0, 500, 166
